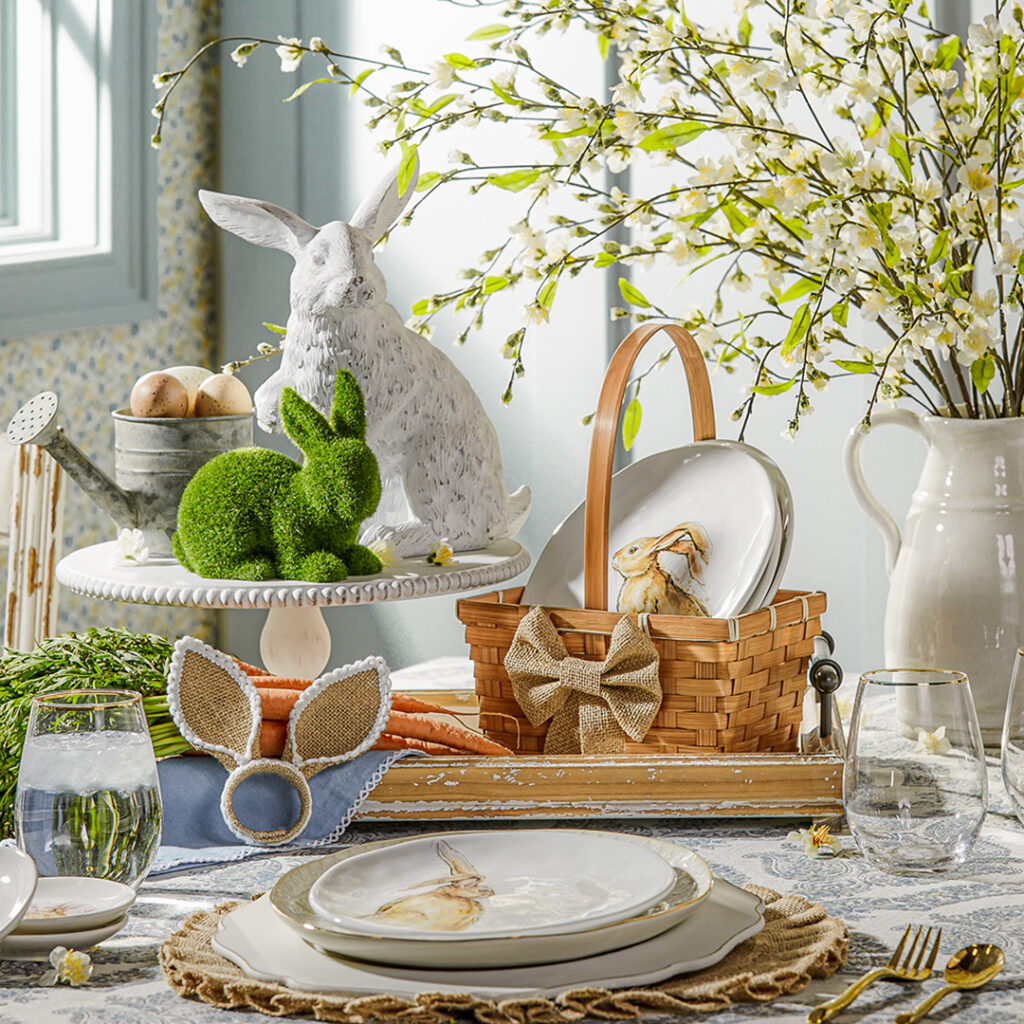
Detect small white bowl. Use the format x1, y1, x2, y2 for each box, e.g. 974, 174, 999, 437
0, 847, 38, 941
14, 876, 136, 934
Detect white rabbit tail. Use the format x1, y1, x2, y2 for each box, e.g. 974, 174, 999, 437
198, 156, 530, 558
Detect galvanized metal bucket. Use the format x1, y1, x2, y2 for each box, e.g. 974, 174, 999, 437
113, 410, 254, 557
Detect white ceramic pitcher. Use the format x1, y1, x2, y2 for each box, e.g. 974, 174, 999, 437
845, 410, 1024, 745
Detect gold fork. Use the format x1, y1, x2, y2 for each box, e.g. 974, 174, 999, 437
806, 925, 943, 1023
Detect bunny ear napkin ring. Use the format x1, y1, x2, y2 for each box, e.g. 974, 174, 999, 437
504, 607, 662, 754
166, 637, 391, 846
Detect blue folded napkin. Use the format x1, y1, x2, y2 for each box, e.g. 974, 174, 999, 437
151, 749, 418, 874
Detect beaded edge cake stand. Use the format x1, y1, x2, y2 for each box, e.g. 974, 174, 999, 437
56, 540, 530, 679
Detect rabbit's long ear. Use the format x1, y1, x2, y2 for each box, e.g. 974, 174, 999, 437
281, 387, 334, 453
348, 154, 419, 243
198, 190, 318, 256
284, 655, 392, 775
329, 370, 368, 440
166, 637, 262, 769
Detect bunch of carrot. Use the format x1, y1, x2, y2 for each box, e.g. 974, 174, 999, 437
231, 660, 513, 759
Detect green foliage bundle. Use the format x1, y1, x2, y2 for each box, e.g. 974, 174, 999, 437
173, 370, 383, 582
0, 629, 189, 839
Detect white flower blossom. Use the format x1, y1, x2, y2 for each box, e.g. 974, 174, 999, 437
911, 725, 953, 755
112, 528, 149, 566
48, 947, 92, 986
275, 36, 304, 73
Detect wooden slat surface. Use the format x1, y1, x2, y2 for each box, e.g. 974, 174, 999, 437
358, 752, 844, 820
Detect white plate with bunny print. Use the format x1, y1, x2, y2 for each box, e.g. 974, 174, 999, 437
523, 440, 788, 618
307, 830, 678, 941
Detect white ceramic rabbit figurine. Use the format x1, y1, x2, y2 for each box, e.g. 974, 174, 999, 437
197, 159, 531, 558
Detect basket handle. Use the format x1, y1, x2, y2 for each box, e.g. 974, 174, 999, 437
583, 322, 716, 611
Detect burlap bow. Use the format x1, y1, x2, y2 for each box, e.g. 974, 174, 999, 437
504, 607, 662, 754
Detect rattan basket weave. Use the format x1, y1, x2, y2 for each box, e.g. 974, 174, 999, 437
457, 322, 827, 755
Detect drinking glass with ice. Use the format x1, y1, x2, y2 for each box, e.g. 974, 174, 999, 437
15, 690, 162, 888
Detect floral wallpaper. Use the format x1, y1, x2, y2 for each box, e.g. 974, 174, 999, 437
0, 0, 220, 643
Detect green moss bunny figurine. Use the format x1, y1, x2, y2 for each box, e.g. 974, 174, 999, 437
172, 369, 383, 582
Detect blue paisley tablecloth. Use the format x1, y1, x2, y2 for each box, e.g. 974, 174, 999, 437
2, 759, 1023, 1023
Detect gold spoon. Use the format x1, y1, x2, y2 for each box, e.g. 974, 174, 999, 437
894, 944, 1005, 1024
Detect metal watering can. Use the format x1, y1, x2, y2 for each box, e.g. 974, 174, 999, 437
5, 391, 253, 558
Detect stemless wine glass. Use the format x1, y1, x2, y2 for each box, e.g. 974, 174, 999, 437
15, 690, 163, 888
1001, 648, 1024, 826
844, 669, 987, 874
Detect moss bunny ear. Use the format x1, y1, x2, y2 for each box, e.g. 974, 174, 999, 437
329, 369, 368, 440
280, 387, 334, 452
284, 655, 392, 776
166, 638, 262, 769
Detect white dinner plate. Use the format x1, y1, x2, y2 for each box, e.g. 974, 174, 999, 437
218, 877, 761, 1000
0, 847, 37, 942
272, 832, 713, 968
522, 440, 784, 618
308, 830, 677, 939
0, 913, 128, 960
13, 876, 136, 934
737, 444, 795, 613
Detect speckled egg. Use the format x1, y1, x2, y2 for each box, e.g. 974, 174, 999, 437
130, 372, 189, 418
194, 373, 253, 417
162, 365, 213, 416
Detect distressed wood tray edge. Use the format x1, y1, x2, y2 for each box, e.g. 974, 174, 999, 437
358, 751, 844, 821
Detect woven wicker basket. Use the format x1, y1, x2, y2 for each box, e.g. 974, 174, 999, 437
457, 322, 827, 755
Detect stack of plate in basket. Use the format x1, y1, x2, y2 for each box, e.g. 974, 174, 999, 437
0, 847, 134, 959
212, 830, 766, 1000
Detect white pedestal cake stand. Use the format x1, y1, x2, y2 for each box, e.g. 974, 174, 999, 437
56, 540, 530, 678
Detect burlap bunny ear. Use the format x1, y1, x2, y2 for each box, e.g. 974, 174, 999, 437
283, 656, 392, 776
166, 638, 262, 770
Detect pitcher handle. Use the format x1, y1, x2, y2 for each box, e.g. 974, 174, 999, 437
843, 408, 929, 578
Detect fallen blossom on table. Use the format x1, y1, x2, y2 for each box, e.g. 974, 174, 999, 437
367, 537, 396, 569
788, 823, 842, 858
48, 946, 92, 986
426, 539, 455, 567
911, 726, 952, 756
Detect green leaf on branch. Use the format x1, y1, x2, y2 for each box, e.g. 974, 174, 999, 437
866, 201, 892, 232
622, 396, 642, 450
411, 298, 431, 316
397, 143, 418, 195
538, 277, 558, 310
780, 303, 811, 357
779, 277, 819, 303
927, 228, 951, 265
594, 251, 617, 268
971, 355, 996, 394
415, 171, 441, 192
284, 78, 331, 103
411, 94, 455, 119
830, 301, 849, 327
618, 278, 651, 307
888, 137, 912, 183
262, 322, 287, 335
492, 80, 520, 104
935, 36, 960, 70
467, 24, 512, 40
540, 126, 589, 140
721, 202, 752, 234
597, 34, 611, 59
445, 52, 477, 69
738, 12, 752, 45
487, 168, 540, 191
483, 275, 510, 294
350, 68, 374, 96
833, 359, 874, 373
752, 377, 797, 396
638, 121, 708, 151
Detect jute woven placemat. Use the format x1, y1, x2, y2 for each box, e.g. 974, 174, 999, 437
159, 885, 847, 1022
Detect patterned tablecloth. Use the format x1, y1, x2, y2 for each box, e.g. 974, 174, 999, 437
2, 759, 1023, 1024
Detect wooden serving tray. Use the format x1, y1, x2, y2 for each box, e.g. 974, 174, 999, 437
357, 751, 844, 821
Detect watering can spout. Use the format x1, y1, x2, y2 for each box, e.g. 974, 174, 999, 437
5, 392, 139, 529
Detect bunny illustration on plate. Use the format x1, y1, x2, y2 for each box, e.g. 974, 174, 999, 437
612, 522, 711, 617
173, 369, 382, 582
366, 840, 494, 932
197, 155, 531, 558
165, 637, 392, 845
